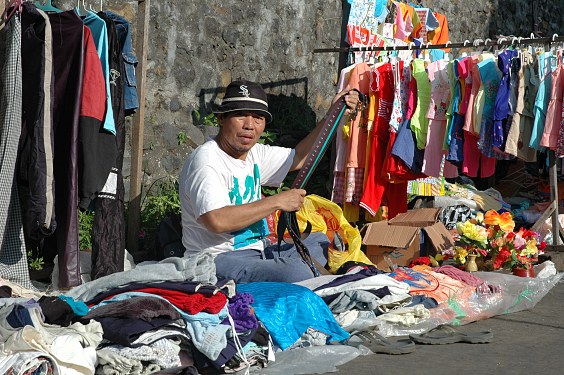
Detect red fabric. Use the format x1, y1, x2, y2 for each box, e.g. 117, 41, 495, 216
360, 64, 394, 216
126, 288, 227, 315
383, 132, 427, 183
462, 131, 496, 178
80, 26, 106, 121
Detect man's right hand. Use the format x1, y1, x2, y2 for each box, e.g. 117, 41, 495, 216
275, 188, 306, 212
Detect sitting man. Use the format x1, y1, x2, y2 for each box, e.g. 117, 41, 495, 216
180, 80, 359, 283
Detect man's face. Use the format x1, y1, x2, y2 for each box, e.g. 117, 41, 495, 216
216, 111, 266, 159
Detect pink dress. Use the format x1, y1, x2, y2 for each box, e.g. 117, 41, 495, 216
541, 53, 563, 149
422, 59, 458, 178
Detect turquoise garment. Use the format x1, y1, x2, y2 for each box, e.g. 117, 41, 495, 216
237, 282, 350, 350
58, 295, 89, 316
81, 10, 116, 135
530, 52, 554, 150
444, 60, 459, 147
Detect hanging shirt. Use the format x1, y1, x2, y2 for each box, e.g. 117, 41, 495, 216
472, 52, 496, 135
410, 58, 432, 149
505, 51, 538, 162
530, 52, 554, 150
492, 49, 519, 148
104, 11, 139, 115
81, 9, 116, 135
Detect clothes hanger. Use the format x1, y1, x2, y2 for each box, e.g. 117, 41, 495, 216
75, 0, 89, 16
34, 0, 61, 13
444, 41, 451, 61
460, 40, 470, 58
1, 0, 22, 27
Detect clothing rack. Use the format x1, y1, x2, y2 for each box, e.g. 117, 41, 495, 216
315, 33, 564, 251
313, 34, 564, 53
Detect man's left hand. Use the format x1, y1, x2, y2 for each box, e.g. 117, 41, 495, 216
332, 89, 362, 116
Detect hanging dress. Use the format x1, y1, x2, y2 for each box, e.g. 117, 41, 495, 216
422, 59, 458, 178
477, 58, 512, 160
360, 63, 402, 217
541, 50, 563, 149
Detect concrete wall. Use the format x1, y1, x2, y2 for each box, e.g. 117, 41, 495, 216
55, 0, 563, 198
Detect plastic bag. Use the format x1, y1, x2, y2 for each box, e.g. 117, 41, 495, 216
295, 195, 373, 273
372, 271, 564, 337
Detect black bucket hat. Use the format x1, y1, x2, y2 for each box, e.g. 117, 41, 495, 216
213, 80, 273, 123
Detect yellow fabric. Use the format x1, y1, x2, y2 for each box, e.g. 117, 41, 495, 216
296, 195, 373, 273
343, 202, 360, 222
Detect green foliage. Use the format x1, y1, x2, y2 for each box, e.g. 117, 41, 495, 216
177, 131, 188, 145
193, 109, 219, 127
78, 210, 95, 251
139, 176, 181, 252
262, 182, 289, 197
141, 176, 181, 226
258, 130, 278, 145
27, 249, 44, 271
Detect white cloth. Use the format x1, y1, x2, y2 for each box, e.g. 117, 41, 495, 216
306, 274, 410, 298
375, 304, 431, 326
180, 139, 293, 255
0, 351, 59, 375
0, 315, 103, 375
96, 338, 181, 375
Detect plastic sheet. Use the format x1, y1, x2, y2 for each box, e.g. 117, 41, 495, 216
244, 345, 371, 375
373, 271, 563, 337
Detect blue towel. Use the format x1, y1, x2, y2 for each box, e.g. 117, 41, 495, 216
237, 282, 350, 350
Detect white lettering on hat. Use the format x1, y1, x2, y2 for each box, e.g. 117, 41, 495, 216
239, 85, 250, 97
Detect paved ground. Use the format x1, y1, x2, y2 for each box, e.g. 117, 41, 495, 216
332, 279, 564, 375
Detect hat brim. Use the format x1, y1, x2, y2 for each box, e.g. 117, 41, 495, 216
213, 102, 272, 124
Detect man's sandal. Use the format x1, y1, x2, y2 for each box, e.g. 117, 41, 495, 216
409, 325, 493, 345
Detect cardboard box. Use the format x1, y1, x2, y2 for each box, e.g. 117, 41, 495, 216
362, 208, 454, 272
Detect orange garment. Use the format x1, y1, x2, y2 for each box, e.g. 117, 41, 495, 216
345, 63, 371, 169
428, 12, 450, 52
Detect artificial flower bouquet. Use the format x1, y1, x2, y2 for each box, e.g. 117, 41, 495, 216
449, 210, 545, 271
452, 213, 490, 266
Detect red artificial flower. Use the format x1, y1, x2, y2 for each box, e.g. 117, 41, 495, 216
409, 256, 431, 268
493, 248, 512, 269
505, 232, 515, 241
538, 241, 547, 251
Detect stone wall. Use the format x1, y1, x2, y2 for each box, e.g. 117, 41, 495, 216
55, 0, 563, 199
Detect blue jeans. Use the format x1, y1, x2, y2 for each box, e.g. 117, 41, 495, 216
214, 232, 330, 283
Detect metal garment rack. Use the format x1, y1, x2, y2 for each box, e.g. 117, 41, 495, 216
315, 33, 564, 250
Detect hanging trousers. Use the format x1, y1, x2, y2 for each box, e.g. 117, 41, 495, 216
91, 12, 126, 280
43, 10, 85, 288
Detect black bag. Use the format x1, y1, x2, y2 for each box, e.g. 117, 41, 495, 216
154, 212, 186, 260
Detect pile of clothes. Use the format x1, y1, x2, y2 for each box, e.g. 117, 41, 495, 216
0, 252, 560, 374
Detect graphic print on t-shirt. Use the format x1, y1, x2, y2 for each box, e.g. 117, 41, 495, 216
229, 164, 269, 249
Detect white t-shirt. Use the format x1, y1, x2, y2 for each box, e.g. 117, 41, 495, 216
180, 139, 294, 256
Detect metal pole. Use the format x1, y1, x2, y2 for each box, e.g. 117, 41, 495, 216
549, 150, 560, 246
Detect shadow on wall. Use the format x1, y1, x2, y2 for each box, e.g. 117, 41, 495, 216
486, 0, 563, 38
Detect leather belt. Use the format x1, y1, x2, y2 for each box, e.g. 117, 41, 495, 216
276, 90, 366, 277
